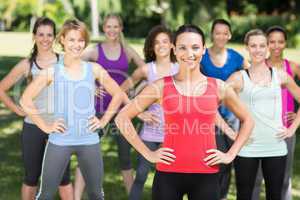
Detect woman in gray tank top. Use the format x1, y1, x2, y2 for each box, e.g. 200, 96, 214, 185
0, 17, 73, 200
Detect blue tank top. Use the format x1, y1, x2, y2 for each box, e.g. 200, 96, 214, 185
200, 48, 243, 118
48, 61, 99, 146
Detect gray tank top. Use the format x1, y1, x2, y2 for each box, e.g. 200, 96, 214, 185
24, 55, 61, 124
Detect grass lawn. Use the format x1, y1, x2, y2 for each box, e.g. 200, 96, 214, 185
0, 32, 299, 199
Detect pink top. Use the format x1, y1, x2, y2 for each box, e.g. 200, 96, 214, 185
267, 59, 294, 127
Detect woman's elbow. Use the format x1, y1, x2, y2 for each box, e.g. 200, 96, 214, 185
114, 110, 127, 131
19, 96, 26, 110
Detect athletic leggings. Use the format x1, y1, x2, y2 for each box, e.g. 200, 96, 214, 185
21, 122, 70, 186
99, 117, 132, 170
251, 135, 296, 200
36, 142, 104, 200
152, 171, 220, 200
129, 141, 160, 200
234, 155, 287, 200
215, 112, 239, 199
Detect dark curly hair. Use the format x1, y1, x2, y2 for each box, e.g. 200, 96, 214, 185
143, 25, 176, 63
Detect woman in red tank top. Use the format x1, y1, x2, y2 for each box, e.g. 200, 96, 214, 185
115, 24, 254, 200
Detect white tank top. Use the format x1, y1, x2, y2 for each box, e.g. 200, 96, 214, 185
238, 68, 287, 157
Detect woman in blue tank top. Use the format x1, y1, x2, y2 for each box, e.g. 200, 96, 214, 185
20, 19, 124, 200
200, 19, 249, 200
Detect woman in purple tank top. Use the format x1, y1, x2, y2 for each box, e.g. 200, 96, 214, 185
252, 26, 300, 200
74, 14, 145, 199
120, 25, 177, 200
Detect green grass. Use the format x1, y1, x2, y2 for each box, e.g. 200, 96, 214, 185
0, 32, 300, 199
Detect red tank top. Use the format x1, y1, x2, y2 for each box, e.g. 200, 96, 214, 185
156, 76, 219, 173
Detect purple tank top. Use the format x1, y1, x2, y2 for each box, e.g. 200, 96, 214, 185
96, 43, 129, 114
139, 62, 179, 142
282, 59, 294, 127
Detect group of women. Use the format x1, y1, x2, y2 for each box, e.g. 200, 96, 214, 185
0, 13, 299, 200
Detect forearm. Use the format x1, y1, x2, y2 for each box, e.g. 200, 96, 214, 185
226, 116, 254, 157
120, 79, 134, 93
100, 93, 125, 125
0, 90, 23, 114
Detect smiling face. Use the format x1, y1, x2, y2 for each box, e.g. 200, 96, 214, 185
33, 25, 55, 51
212, 23, 231, 48
103, 17, 122, 42
174, 32, 205, 71
60, 29, 86, 58
247, 35, 268, 64
153, 32, 173, 59
267, 31, 286, 58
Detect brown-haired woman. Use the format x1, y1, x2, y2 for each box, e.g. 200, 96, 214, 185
0, 17, 73, 200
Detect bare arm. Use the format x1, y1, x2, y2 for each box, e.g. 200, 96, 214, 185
278, 69, 300, 138
242, 58, 251, 69
221, 81, 254, 157
215, 71, 245, 141
81, 45, 98, 62
205, 80, 254, 166
0, 59, 30, 116
120, 64, 148, 93
92, 63, 125, 126
290, 61, 300, 80
19, 68, 60, 133
115, 79, 175, 164
125, 45, 146, 68
226, 71, 244, 93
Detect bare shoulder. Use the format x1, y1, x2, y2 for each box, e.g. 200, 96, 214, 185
82, 44, 98, 62
16, 58, 31, 72
228, 70, 243, 82
289, 60, 300, 73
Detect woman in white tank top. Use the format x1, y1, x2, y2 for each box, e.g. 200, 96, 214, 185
227, 29, 300, 200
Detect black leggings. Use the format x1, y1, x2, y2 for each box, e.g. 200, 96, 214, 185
234, 156, 287, 200
152, 171, 220, 200
98, 115, 132, 170
21, 122, 71, 186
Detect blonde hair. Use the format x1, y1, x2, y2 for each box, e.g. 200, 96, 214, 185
102, 13, 126, 46
244, 29, 266, 45
57, 19, 90, 49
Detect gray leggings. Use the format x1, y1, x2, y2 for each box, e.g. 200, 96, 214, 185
251, 135, 296, 200
36, 142, 104, 200
129, 141, 160, 200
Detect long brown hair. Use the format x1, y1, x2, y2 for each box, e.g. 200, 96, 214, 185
28, 17, 56, 82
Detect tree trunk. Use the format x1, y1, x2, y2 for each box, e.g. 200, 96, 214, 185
60, 0, 75, 16
90, 0, 100, 38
